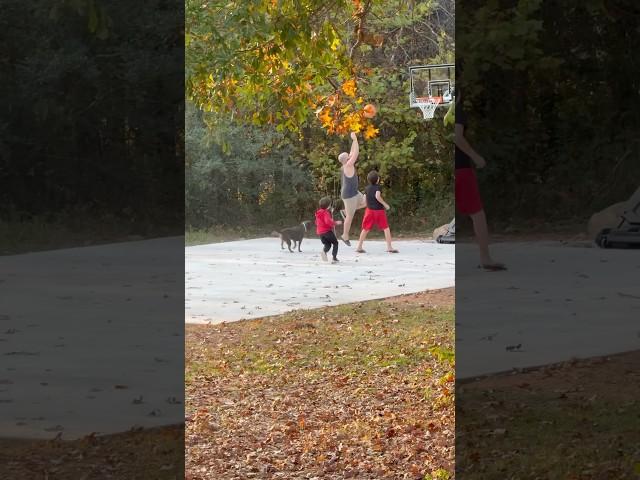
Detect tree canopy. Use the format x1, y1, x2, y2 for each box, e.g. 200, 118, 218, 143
2, 0, 183, 236
186, 0, 454, 137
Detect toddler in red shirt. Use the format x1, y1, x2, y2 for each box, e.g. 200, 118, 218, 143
315, 196, 343, 263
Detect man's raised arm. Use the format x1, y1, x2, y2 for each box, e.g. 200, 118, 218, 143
346, 132, 359, 166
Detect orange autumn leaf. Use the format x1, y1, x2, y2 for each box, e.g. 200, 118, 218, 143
352, 0, 364, 16
335, 122, 348, 135
318, 108, 332, 127
344, 112, 362, 132
341, 79, 357, 98
363, 124, 379, 139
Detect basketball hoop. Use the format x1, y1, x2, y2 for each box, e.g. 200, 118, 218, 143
415, 96, 442, 120
409, 64, 454, 121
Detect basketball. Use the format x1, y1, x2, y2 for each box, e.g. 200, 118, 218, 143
363, 103, 377, 118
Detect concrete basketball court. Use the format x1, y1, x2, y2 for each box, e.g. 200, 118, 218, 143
4, 236, 637, 437
456, 241, 640, 378
0, 237, 184, 439
185, 238, 455, 323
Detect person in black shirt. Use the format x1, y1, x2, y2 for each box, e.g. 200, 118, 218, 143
355, 171, 398, 253
455, 90, 506, 270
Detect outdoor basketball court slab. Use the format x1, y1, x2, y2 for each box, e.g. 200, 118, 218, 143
0, 238, 183, 439
456, 241, 640, 378
185, 238, 455, 324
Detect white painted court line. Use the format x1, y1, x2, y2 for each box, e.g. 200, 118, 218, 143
185, 238, 455, 324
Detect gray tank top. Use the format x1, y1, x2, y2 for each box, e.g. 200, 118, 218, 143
341, 167, 359, 199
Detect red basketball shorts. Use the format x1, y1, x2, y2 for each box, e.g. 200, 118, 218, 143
455, 167, 483, 215
362, 208, 389, 231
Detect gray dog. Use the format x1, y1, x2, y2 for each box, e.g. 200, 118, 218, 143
272, 221, 312, 252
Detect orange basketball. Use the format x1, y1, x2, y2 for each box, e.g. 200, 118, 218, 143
363, 103, 377, 118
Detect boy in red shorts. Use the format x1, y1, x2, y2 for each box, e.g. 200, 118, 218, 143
355, 171, 398, 254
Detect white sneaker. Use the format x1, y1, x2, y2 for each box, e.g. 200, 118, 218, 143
320, 250, 328, 262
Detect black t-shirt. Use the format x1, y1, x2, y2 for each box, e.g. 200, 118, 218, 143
365, 184, 385, 210
455, 101, 472, 169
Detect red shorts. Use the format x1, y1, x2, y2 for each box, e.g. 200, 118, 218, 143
455, 167, 483, 215
362, 208, 389, 231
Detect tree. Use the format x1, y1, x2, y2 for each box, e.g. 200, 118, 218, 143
186, 0, 454, 137
185, 0, 456, 232
2, 0, 183, 232
457, 0, 640, 224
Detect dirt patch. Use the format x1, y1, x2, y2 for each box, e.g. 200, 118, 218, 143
383, 287, 454, 308
457, 350, 640, 479
0, 424, 184, 479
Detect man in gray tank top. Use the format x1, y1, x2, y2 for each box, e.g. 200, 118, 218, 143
337, 132, 366, 246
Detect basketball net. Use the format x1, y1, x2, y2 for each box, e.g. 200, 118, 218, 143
416, 96, 442, 120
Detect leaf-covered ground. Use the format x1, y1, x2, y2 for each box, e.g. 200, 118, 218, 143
186, 289, 455, 480
457, 350, 640, 479
0, 424, 184, 479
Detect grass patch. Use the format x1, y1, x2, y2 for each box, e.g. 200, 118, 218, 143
0, 217, 178, 255
457, 351, 640, 479
186, 294, 455, 479
185, 226, 269, 245
185, 224, 432, 246
187, 302, 452, 377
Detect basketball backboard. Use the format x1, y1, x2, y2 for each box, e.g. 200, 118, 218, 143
409, 63, 455, 119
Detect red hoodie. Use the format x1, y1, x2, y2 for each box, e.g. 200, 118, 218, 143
315, 208, 336, 235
